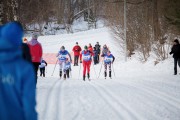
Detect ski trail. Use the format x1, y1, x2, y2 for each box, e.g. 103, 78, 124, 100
115, 80, 180, 109
88, 81, 145, 120
42, 80, 64, 120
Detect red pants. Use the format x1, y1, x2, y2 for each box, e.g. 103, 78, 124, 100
83, 61, 91, 76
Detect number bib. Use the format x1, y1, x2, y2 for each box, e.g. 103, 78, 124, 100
83, 55, 91, 61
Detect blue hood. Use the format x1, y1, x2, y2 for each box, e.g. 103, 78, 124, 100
0, 22, 23, 62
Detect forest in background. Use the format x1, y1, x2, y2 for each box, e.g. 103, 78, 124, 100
0, 0, 180, 61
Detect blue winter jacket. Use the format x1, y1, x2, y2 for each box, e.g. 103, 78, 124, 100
0, 22, 37, 120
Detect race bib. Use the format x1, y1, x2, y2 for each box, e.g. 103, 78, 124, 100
104, 57, 112, 62
58, 55, 67, 61
83, 55, 90, 61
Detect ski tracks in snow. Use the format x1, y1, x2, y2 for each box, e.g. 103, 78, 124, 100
42, 79, 65, 120
88, 81, 145, 120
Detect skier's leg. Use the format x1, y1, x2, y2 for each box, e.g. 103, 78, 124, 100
174, 58, 178, 75
40, 68, 42, 76
59, 62, 63, 78
109, 63, 112, 78
42, 68, 45, 77
77, 56, 79, 66
87, 61, 91, 79
74, 56, 76, 66
66, 69, 70, 78
83, 62, 87, 80
104, 63, 107, 78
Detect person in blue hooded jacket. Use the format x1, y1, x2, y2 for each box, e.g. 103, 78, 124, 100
0, 22, 37, 120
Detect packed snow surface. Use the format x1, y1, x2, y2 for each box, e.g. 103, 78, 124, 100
35, 28, 180, 120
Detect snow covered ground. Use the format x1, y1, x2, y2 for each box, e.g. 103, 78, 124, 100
35, 28, 180, 120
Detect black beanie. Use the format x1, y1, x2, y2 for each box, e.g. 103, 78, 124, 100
174, 39, 179, 44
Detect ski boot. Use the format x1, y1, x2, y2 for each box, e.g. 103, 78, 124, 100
63, 74, 66, 80
83, 75, 85, 81
59, 71, 62, 79
109, 71, 112, 79
87, 73, 90, 81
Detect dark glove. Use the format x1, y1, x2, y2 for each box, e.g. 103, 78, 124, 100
169, 52, 172, 55
80, 60, 82, 63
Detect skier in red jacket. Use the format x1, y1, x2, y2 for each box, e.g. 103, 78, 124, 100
80, 45, 93, 81
72, 42, 82, 66
28, 33, 43, 84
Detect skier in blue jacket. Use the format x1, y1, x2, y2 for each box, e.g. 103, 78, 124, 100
103, 51, 115, 79
63, 58, 72, 80
0, 22, 37, 120
57, 46, 72, 79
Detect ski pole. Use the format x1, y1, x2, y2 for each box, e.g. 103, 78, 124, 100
92, 63, 97, 79
112, 63, 116, 78
97, 62, 103, 79
78, 62, 82, 80
51, 59, 58, 76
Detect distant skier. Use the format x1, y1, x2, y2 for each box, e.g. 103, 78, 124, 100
63, 58, 72, 80
103, 51, 115, 79
88, 43, 93, 53
169, 39, 180, 75
39, 58, 47, 77
72, 42, 82, 66
80, 45, 93, 81
95, 42, 101, 63
101, 44, 109, 57
57, 46, 72, 79
93, 47, 98, 65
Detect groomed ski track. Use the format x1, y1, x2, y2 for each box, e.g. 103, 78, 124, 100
37, 77, 180, 120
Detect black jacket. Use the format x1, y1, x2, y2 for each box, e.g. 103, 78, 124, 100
170, 44, 180, 59
22, 43, 32, 63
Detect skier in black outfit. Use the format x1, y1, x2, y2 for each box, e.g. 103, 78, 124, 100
169, 39, 180, 75
95, 42, 101, 63
93, 47, 98, 65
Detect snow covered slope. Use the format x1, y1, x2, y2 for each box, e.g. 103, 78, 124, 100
35, 28, 180, 120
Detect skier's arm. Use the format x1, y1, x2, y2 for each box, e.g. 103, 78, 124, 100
45, 61, 47, 66
68, 52, 72, 62
22, 64, 37, 120
112, 56, 115, 63
169, 46, 173, 55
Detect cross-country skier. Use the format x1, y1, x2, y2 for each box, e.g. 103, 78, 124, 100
95, 42, 101, 63
103, 51, 115, 79
93, 47, 98, 65
101, 44, 109, 57
72, 42, 82, 66
39, 58, 47, 77
80, 45, 93, 81
57, 46, 72, 79
63, 58, 72, 80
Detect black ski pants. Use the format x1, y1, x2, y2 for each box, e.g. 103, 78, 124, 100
74, 55, 79, 66
174, 58, 180, 74
32, 62, 40, 84
40, 67, 46, 77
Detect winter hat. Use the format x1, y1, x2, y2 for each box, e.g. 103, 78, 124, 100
1, 21, 23, 47
174, 39, 179, 44
32, 33, 38, 39
76, 42, 78, 44
84, 45, 88, 50
61, 46, 65, 50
